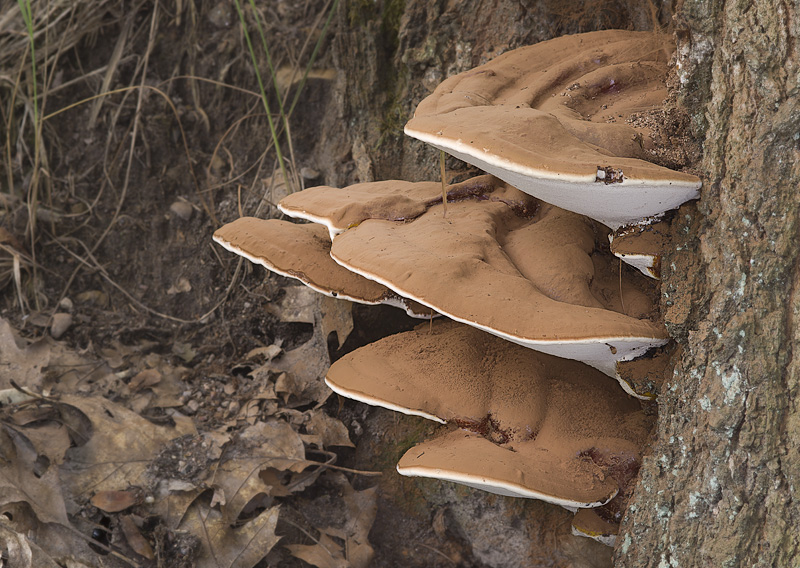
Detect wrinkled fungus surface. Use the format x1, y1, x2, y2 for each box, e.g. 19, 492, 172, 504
327, 181, 668, 374
405, 30, 701, 229
326, 320, 652, 507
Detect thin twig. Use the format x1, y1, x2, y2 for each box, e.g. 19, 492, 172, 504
416, 542, 457, 565
440, 150, 448, 218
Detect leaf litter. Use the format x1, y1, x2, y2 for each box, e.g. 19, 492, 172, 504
0, 298, 380, 567
0, 0, 492, 565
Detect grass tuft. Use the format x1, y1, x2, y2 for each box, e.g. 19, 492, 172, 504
233, 0, 339, 195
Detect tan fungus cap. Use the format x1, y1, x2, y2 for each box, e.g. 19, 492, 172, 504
327, 183, 668, 375
212, 218, 431, 317
405, 30, 701, 229
571, 508, 619, 547
278, 175, 516, 238
609, 218, 671, 279
326, 319, 650, 507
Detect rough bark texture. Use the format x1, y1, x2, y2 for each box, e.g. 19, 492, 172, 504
617, 1, 800, 566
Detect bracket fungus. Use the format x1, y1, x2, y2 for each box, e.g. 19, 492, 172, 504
609, 219, 671, 279
277, 174, 524, 238
404, 30, 701, 231
211, 28, 698, 550
326, 319, 649, 517
212, 218, 431, 318
316, 177, 668, 376
571, 507, 620, 546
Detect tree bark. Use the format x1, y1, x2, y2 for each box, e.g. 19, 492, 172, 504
617, 1, 800, 565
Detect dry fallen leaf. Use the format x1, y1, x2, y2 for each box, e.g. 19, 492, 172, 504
266, 286, 353, 405
286, 473, 377, 568
319, 295, 354, 351
329, 473, 378, 568
179, 498, 281, 568
6, 408, 72, 466
119, 514, 155, 560
90, 489, 140, 513
0, 424, 69, 526
172, 341, 197, 363
0, 317, 51, 393
0, 522, 60, 568
129, 368, 161, 392
152, 480, 205, 530
246, 344, 282, 360
58, 395, 196, 509
13, 517, 113, 567
211, 420, 306, 524
41, 341, 117, 398
286, 532, 347, 568
303, 410, 354, 449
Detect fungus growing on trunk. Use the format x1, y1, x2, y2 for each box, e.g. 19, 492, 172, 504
326, 319, 649, 520
404, 30, 701, 231
609, 219, 671, 279
571, 505, 621, 546
324, 180, 667, 376
218, 174, 667, 379
212, 218, 430, 317
210, 30, 698, 549
278, 174, 520, 238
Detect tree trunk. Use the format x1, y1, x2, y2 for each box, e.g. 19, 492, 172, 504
617, 1, 800, 565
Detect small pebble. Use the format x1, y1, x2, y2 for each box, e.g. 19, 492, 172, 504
169, 200, 193, 221
50, 313, 72, 339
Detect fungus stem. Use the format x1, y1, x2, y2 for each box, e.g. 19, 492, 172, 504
440, 149, 448, 218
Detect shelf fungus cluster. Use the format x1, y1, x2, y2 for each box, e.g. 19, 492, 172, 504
214, 30, 701, 547
405, 29, 701, 278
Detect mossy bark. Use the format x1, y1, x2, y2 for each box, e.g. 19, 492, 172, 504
617, 1, 800, 565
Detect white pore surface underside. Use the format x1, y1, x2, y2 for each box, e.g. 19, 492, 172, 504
405, 128, 701, 230
396, 464, 616, 509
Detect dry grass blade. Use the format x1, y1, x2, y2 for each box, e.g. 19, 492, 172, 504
87, 13, 133, 128
3, 0, 127, 311
0, 0, 122, 72
0, 241, 31, 312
